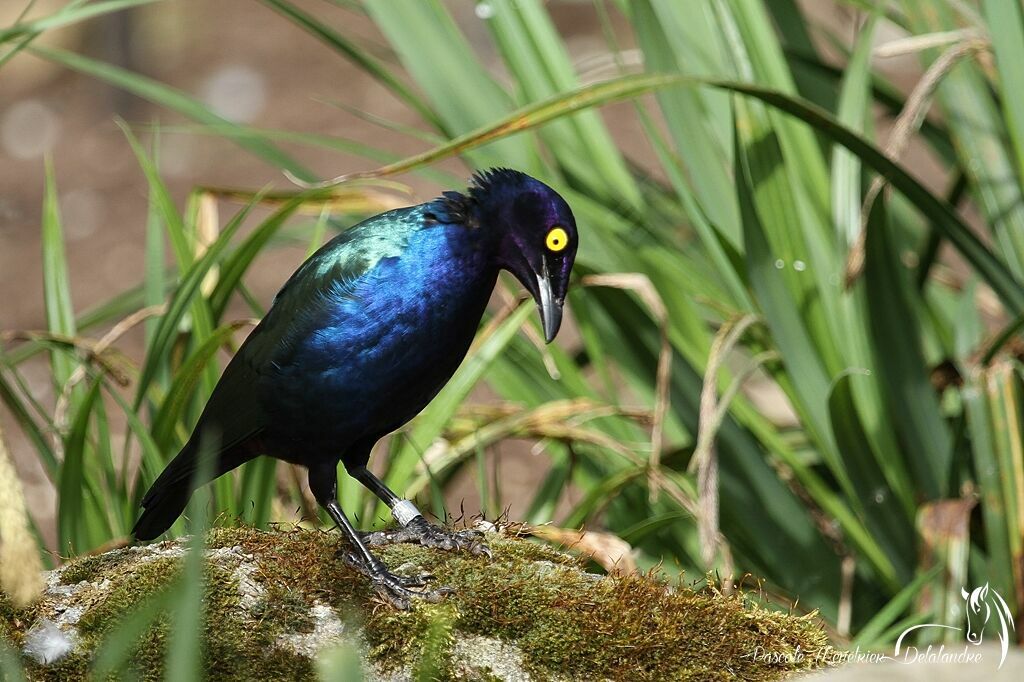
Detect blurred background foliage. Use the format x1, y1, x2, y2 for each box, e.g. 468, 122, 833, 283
1, 0, 1023, 670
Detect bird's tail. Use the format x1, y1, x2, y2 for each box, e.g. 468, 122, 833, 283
132, 476, 192, 541
132, 435, 255, 541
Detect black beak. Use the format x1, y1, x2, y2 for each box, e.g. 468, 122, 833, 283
536, 257, 563, 343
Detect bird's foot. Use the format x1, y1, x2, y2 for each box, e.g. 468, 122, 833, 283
339, 550, 453, 610
361, 516, 492, 558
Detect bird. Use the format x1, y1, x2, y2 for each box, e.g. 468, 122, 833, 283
133, 168, 578, 608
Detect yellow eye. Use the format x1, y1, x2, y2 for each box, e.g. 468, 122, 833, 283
546, 226, 569, 252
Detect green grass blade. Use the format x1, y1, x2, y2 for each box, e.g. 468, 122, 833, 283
361, 0, 538, 170
333, 73, 685, 182
0, 639, 26, 682
0, 0, 159, 43
963, 368, 1015, 608
209, 194, 328, 321
831, 13, 876, 245
259, 0, 442, 130
561, 468, 643, 529
132, 198, 261, 410
714, 79, 1024, 316
904, 2, 1024, 279
733, 98, 837, 457
166, 450, 213, 682
631, 0, 740, 245
736, 120, 897, 588
144, 167, 167, 348
92, 386, 118, 513
237, 457, 278, 529
782, 43, 956, 164
984, 0, 1024, 205
317, 643, 365, 682
852, 565, 943, 647
763, 0, 834, 108
828, 373, 913, 578
0, 364, 58, 476
0, 0, 86, 71
57, 379, 102, 555
41, 158, 77, 391
102, 383, 167, 510
117, 122, 190, 265
154, 123, 460, 186
863, 199, 952, 499
486, 0, 640, 209
150, 322, 248, 450
916, 498, 974, 637
719, 0, 829, 217
971, 363, 1024, 615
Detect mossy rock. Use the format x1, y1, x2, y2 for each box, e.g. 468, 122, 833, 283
2, 525, 833, 680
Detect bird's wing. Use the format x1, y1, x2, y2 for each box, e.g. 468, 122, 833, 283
188, 206, 426, 438
249, 206, 425, 366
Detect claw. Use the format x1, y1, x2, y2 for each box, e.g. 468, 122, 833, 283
361, 517, 493, 559
340, 549, 452, 610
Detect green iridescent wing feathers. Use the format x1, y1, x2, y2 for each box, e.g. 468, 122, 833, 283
185, 207, 425, 457
253, 206, 423, 364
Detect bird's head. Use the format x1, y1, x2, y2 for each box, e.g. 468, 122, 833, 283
468, 168, 578, 343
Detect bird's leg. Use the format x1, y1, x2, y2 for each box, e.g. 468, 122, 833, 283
307, 465, 452, 609
350, 466, 491, 558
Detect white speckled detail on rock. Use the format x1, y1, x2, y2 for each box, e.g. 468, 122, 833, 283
276, 603, 349, 657
234, 561, 265, 613
55, 604, 85, 627
451, 635, 534, 681
130, 542, 187, 563
204, 545, 266, 614
44, 568, 84, 599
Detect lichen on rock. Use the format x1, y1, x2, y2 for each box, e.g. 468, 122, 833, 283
1, 525, 833, 680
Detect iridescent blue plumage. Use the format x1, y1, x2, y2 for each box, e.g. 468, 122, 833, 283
134, 169, 578, 608
259, 205, 497, 457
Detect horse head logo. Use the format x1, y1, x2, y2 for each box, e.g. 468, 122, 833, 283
961, 583, 1015, 666
895, 582, 1016, 669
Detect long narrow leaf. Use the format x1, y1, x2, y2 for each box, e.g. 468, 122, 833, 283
260, 0, 441, 129
863, 199, 952, 499
57, 379, 102, 555
41, 159, 77, 390
133, 199, 260, 409
0, 0, 159, 43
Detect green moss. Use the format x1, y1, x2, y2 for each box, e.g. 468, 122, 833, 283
252, 585, 317, 634
0, 595, 15, 645
6, 526, 832, 680
59, 547, 137, 585
220, 526, 830, 679
77, 557, 181, 633
0, 590, 39, 650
